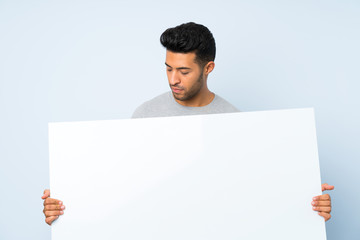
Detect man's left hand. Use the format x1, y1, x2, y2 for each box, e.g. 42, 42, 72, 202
312, 183, 334, 221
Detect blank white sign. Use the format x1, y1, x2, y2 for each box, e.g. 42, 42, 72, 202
49, 108, 326, 240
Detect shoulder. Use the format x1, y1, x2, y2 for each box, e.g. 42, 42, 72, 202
132, 92, 172, 118
211, 94, 240, 113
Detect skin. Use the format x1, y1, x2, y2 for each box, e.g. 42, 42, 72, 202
42, 51, 335, 225
312, 183, 335, 221
165, 50, 215, 107
41, 189, 64, 225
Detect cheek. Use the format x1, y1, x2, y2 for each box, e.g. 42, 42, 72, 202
166, 71, 172, 83
188, 74, 201, 87
180, 76, 192, 88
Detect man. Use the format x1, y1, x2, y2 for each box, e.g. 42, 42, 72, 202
42, 22, 334, 225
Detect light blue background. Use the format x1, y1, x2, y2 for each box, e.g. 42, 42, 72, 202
0, 0, 359, 239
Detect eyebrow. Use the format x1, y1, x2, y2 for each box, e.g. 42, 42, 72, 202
165, 63, 191, 70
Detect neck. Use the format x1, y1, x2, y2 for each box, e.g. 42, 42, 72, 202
174, 86, 215, 107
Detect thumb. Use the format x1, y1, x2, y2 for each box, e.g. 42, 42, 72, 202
322, 183, 334, 191
41, 189, 50, 199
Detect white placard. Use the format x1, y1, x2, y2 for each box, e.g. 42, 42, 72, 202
49, 108, 326, 240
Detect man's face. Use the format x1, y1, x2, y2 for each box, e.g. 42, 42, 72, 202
165, 51, 205, 102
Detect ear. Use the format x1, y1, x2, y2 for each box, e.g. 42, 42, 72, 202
204, 61, 215, 75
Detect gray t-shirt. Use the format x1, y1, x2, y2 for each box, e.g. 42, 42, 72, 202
132, 91, 239, 118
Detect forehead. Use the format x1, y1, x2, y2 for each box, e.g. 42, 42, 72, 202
165, 51, 198, 68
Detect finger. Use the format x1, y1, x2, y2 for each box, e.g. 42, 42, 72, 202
45, 216, 59, 225
318, 211, 331, 221
321, 183, 335, 191
312, 194, 331, 201
44, 204, 66, 211
44, 210, 64, 218
42, 189, 50, 199
312, 206, 331, 213
44, 198, 62, 206
313, 194, 331, 201
312, 200, 331, 206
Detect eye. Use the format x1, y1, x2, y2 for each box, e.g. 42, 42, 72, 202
181, 72, 189, 75
167, 68, 172, 72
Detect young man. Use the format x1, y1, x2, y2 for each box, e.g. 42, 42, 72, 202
42, 22, 334, 225
131, 22, 238, 118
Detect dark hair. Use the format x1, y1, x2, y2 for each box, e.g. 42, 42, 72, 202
160, 22, 216, 67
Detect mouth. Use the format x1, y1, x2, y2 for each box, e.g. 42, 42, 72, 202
171, 86, 184, 94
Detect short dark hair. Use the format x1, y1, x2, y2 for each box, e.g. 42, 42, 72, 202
160, 22, 216, 67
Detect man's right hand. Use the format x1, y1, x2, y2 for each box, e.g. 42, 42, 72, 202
41, 189, 65, 225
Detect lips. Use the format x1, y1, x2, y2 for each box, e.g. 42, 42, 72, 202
171, 87, 183, 93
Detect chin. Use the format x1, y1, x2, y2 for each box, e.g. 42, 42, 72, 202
172, 92, 188, 101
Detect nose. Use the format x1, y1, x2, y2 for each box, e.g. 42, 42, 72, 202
168, 71, 181, 86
